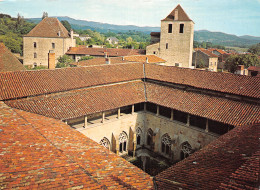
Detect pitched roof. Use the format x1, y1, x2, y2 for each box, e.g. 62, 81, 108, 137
162, 4, 192, 21
0, 43, 26, 72
154, 123, 260, 189
0, 63, 143, 100
145, 63, 260, 99
150, 32, 160, 37
25, 17, 70, 38
194, 48, 219, 58
208, 48, 227, 55
5, 81, 145, 120
66, 46, 145, 57
71, 55, 166, 67
248, 66, 260, 72
0, 101, 153, 189
146, 83, 260, 126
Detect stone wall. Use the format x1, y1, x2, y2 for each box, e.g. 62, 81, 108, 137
146, 43, 160, 56
192, 51, 218, 71
23, 37, 75, 67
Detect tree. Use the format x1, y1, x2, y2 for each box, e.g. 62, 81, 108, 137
61, 20, 71, 32
225, 54, 260, 73
78, 56, 94, 62
56, 55, 73, 68
248, 43, 260, 56
42, 12, 48, 20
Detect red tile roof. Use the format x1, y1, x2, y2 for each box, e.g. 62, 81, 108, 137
154, 123, 260, 189
0, 63, 143, 100
248, 66, 260, 72
162, 4, 192, 21
0, 101, 153, 189
66, 46, 145, 57
145, 63, 260, 99
194, 48, 219, 58
25, 17, 70, 38
0, 43, 26, 72
5, 81, 145, 120
146, 83, 260, 126
208, 48, 227, 55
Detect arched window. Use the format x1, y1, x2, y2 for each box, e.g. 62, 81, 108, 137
181, 142, 192, 160
161, 133, 171, 155
147, 128, 153, 146
119, 132, 128, 153
99, 137, 110, 150
34, 52, 37, 58
136, 127, 142, 145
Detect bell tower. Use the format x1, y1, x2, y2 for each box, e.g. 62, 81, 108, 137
159, 4, 194, 68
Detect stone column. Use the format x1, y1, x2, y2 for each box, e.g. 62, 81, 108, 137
205, 119, 209, 132
118, 108, 121, 119
170, 109, 174, 120
187, 114, 190, 126
84, 116, 87, 128
102, 112, 105, 123
156, 105, 159, 116
132, 105, 134, 114
116, 141, 119, 155
133, 134, 137, 157
144, 103, 147, 111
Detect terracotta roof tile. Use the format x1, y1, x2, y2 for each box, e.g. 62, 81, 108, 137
194, 48, 219, 58
155, 123, 260, 189
25, 17, 70, 38
145, 64, 260, 99
5, 81, 145, 120
0, 101, 153, 189
146, 82, 260, 126
248, 66, 260, 72
207, 48, 227, 55
0, 63, 144, 100
0, 43, 26, 72
162, 4, 192, 21
66, 46, 145, 57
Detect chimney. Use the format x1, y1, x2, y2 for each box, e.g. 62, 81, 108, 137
48, 50, 55, 69
174, 9, 179, 20
146, 57, 149, 63
105, 58, 110, 64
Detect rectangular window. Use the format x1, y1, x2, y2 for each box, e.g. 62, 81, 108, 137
33, 42, 37, 48
175, 63, 179, 67
168, 24, 172, 33
34, 53, 37, 58
166, 43, 168, 49
180, 24, 184, 33
52, 43, 55, 49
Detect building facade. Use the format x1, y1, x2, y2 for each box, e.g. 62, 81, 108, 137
23, 17, 76, 68
146, 5, 194, 68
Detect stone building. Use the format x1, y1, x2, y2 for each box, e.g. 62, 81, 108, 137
23, 17, 76, 68
146, 5, 194, 68
192, 48, 219, 71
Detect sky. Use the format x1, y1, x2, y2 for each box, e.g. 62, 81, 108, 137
0, 0, 260, 36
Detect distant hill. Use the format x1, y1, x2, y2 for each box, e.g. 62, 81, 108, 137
26, 17, 260, 47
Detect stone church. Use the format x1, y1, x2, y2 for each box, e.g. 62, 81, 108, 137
0, 4, 259, 190
146, 4, 194, 68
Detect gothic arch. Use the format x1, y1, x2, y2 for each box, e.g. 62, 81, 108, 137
161, 133, 171, 155
119, 131, 128, 153
180, 141, 192, 160
136, 127, 142, 145
99, 137, 110, 150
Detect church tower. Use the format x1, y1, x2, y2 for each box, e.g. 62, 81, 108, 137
159, 5, 194, 68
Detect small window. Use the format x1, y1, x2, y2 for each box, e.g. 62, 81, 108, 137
52, 43, 55, 49
180, 24, 184, 33
33, 62, 37, 68
34, 53, 37, 58
168, 24, 172, 33
153, 51, 156, 54
166, 43, 168, 49
175, 63, 179, 67
33, 42, 37, 48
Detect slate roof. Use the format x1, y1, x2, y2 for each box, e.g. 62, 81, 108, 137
162, 4, 192, 22
71, 55, 166, 67
0, 43, 26, 72
0, 101, 153, 189
154, 123, 260, 189
25, 17, 70, 38
145, 63, 260, 99
66, 46, 145, 57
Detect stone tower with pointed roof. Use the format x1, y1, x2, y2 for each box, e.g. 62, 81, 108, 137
147, 5, 194, 68
23, 17, 76, 68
